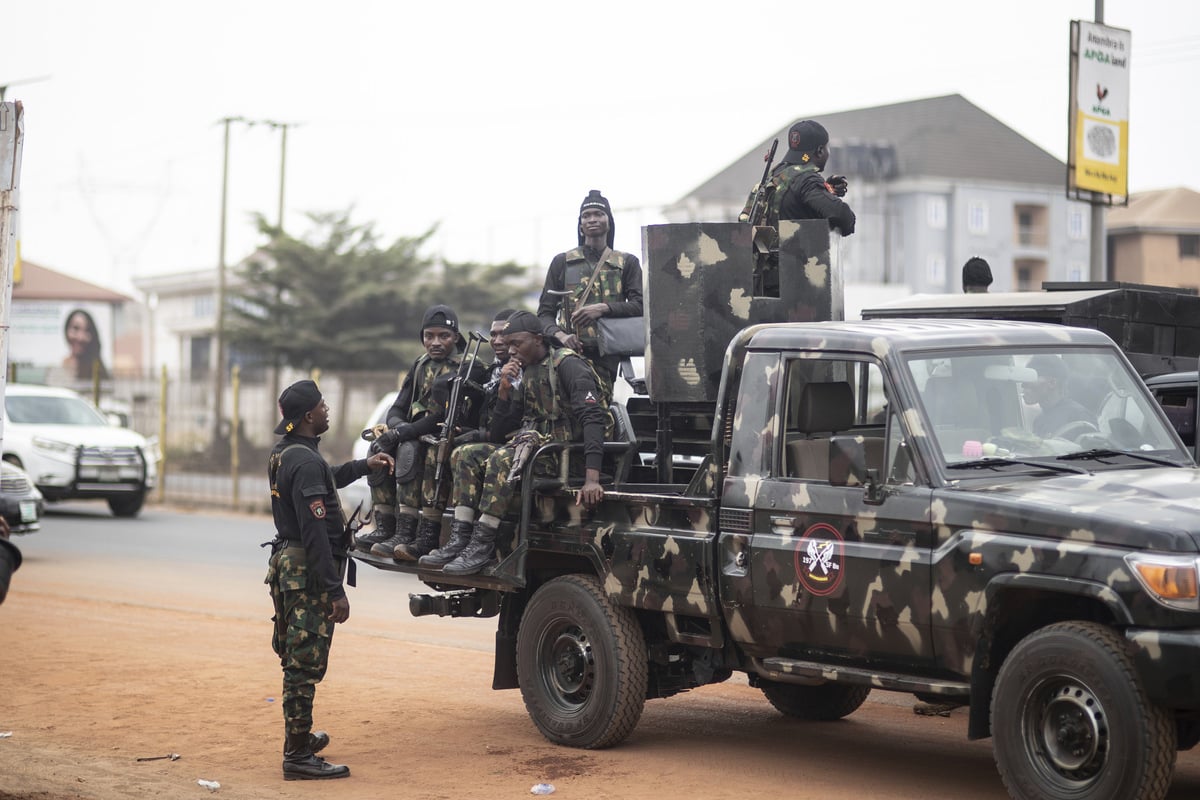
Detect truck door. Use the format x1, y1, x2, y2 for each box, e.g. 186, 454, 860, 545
741, 356, 936, 668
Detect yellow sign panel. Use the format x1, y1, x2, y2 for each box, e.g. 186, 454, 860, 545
1069, 21, 1132, 199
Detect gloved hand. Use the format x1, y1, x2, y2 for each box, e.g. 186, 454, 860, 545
453, 428, 486, 446
826, 175, 848, 197
392, 423, 416, 442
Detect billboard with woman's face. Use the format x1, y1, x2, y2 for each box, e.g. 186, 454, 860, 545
8, 302, 114, 385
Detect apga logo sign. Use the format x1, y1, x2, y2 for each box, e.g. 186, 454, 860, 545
794, 522, 845, 597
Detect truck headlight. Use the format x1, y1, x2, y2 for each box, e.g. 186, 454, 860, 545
32, 437, 78, 458
1125, 553, 1200, 611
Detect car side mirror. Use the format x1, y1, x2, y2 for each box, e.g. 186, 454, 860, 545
829, 435, 883, 502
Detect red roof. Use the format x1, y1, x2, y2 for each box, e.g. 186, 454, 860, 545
12, 260, 133, 303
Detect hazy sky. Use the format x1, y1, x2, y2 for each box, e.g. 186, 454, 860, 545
5, 0, 1198, 296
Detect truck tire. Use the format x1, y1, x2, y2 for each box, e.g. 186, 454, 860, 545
992, 621, 1175, 800
759, 680, 870, 720
516, 574, 647, 749
107, 492, 145, 518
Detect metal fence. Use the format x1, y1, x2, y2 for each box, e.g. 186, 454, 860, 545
11, 365, 403, 513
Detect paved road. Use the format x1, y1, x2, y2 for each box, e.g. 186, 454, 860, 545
8, 503, 1200, 800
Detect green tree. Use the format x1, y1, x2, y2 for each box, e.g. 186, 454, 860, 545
226, 211, 533, 371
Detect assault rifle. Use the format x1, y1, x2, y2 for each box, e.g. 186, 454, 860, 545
424, 331, 487, 502
738, 137, 779, 226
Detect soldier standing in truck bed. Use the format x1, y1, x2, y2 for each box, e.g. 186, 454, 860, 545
536, 189, 643, 401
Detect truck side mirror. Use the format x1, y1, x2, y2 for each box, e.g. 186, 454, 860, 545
829, 436, 883, 501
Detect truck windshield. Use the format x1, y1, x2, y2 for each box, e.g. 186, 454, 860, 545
904, 348, 1188, 467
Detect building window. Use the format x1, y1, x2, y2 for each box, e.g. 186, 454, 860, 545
927, 198, 947, 230
967, 202, 988, 235
1068, 262, 1086, 282
1180, 235, 1200, 258
1068, 209, 1087, 240
926, 254, 946, 285
1014, 258, 1047, 291
193, 293, 215, 319
1014, 205, 1048, 247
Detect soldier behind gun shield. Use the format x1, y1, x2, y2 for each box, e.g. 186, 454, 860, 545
355, 305, 472, 561
739, 120, 856, 295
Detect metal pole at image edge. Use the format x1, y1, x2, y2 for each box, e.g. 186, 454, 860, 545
0, 101, 25, 456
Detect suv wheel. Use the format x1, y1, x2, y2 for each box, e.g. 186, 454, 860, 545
108, 492, 146, 518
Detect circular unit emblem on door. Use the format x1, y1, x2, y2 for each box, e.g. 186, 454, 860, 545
793, 522, 845, 597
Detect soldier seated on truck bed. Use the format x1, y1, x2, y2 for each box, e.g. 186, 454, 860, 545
418, 311, 610, 576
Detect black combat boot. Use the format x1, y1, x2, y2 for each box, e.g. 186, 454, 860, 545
442, 519, 499, 576
395, 517, 441, 561
354, 509, 394, 551
369, 513, 417, 557
309, 730, 329, 753
418, 519, 474, 568
282, 731, 349, 781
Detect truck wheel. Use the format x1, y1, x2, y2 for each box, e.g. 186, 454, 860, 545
107, 492, 145, 518
516, 574, 647, 749
759, 680, 870, 720
992, 621, 1175, 800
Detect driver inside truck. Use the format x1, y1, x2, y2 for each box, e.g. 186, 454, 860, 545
1022, 355, 1096, 439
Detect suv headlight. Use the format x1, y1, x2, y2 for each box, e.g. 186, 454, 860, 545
32, 437, 79, 459
1125, 553, 1200, 611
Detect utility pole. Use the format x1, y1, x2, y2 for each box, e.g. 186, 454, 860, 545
212, 117, 297, 447
1089, 0, 1108, 282
213, 116, 239, 446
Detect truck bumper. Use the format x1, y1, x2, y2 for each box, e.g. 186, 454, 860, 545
1126, 627, 1200, 709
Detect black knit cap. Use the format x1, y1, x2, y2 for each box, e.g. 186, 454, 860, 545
420, 304, 466, 348
502, 310, 545, 336
962, 257, 993, 289
275, 379, 322, 435
577, 189, 615, 248
786, 120, 829, 158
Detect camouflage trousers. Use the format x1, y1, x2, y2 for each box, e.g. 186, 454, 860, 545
368, 444, 449, 512
449, 442, 558, 519
265, 546, 337, 736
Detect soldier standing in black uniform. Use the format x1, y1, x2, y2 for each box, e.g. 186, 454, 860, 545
761, 120, 855, 234
266, 379, 393, 780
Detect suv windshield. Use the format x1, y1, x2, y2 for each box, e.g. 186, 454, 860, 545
7, 395, 111, 426
904, 347, 1187, 468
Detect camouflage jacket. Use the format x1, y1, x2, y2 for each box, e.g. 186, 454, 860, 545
385, 352, 460, 436
536, 246, 644, 350
491, 347, 609, 471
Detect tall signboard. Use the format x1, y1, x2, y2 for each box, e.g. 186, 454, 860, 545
1068, 21, 1131, 201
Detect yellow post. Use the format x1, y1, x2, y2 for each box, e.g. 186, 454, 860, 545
157, 365, 167, 505
231, 364, 241, 511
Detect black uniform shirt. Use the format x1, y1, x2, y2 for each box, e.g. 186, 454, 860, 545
536, 246, 644, 338
269, 434, 369, 601
774, 166, 856, 235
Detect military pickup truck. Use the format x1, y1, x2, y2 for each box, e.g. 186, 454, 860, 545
356, 224, 1200, 800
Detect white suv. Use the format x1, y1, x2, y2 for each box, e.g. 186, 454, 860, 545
2, 384, 159, 517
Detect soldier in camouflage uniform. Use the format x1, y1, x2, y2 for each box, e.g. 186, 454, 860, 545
420, 311, 609, 576
355, 305, 471, 561
266, 379, 393, 780
536, 189, 643, 401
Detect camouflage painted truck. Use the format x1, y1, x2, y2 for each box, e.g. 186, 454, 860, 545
356, 222, 1200, 800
